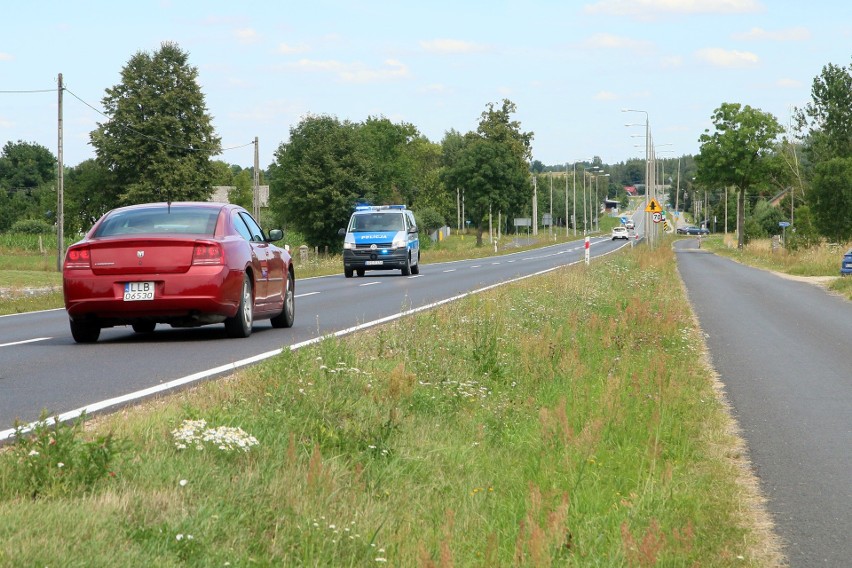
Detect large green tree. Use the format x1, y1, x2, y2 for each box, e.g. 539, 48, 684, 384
442, 100, 532, 245
63, 159, 115, 233
90, 42, 221, 204
696, 103, 784, 249
809, 157, 852, 242
0, 141, 56, 191
795, 60, 852, 163
357, 116, 419, 205
0, 141, 57, 229
268, 115, 367, 249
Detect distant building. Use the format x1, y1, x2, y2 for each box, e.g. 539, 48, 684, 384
210, 185, 270, 207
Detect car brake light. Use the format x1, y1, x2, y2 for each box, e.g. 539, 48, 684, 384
192, 242, 224, 265
65, 247, 91, 270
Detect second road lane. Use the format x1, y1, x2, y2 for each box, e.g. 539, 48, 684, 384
1, 235, 632, 435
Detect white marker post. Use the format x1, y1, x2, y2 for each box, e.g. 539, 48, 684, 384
584, 236, 590, 265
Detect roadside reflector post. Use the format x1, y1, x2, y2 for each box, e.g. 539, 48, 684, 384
584, 236, 590, 265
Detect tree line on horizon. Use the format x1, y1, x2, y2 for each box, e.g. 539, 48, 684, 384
1, 42, 850, 248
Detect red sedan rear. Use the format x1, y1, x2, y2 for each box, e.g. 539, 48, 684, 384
62, 202, 294, 343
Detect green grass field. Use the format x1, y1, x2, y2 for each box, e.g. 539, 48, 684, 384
0, 244, 782, 566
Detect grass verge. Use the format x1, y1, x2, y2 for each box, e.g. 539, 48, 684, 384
0, 245, 782, 566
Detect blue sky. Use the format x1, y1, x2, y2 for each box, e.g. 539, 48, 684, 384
2, 0, 851, 171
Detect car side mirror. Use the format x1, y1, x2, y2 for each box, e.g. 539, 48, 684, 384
267, 229, 284, 242
338, 228, 346, 236
409, 226, 417, 234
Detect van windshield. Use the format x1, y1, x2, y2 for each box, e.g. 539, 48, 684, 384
350, 213, 405, 232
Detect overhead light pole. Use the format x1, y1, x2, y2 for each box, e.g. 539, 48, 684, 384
623, 109, 651, 246
571, 159, 590, 237
594, 172, 610, 232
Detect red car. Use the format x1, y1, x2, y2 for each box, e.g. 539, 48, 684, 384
62, 202, 294, 343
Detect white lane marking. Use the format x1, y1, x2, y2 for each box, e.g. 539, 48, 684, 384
296, 292, 320, 298
0, 308, 64, 319
443, 269, 456, 273
0, 242, 629, 442
0, 337, 51, 348
359, 281, 380, 287
470, 265, 481, 268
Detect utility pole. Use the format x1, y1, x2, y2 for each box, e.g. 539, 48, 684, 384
572, 162, 578, 236
565, 164, 570, 237
456, 188, 460, 232
56, 73, 64, 271
549, 172, 553, 238
532, 175, 538, 236
252, 137, 260, 219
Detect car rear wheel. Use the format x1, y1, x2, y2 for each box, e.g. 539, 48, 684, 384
344, 267, 354, 278
70, 318, 100, 343
411, 253, 420, 275
225, 274, 253, 338
401, 254, 411, 276
357, 268, 365, 277
271, 269, 295, 329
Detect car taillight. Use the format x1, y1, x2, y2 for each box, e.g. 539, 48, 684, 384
65, 247, 91, 270
192, 242, 224, 265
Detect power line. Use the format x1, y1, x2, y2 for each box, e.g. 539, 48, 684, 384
0, 88, 55, 94
2, 84, 255, 155
63, 87, 254, 154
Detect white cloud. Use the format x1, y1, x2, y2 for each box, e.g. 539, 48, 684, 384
776, 78, 802, 88
277, 43, 310, 55
695, 47, 759, 67
0, 52, 13, 61
422, 83, 452, 94
419, 39, 488, 54
288, 58, 410, 83
234, 28, 260, 45
0, 116, 13, 128
229, 99, 303, 122
584, 33, 653, 52
585, 0, 763, 19
595, 91, 619, 100
660, 55, 684, 67
732, 27, 811, 41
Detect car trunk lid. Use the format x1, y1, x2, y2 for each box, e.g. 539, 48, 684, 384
88, 237, 200, 276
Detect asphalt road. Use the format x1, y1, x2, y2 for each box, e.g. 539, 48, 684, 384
675, 239, 851, 567
0, 233, 632, 438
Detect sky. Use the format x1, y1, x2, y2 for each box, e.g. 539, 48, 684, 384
2, 0, 851, 172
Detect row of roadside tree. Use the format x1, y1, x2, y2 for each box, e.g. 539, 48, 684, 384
1, 42, 850, 249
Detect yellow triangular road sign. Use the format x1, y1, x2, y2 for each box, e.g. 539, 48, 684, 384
645, 198, 662, 213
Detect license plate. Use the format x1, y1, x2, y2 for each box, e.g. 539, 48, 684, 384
124, 281, 155, 301
365, 260, 384, 266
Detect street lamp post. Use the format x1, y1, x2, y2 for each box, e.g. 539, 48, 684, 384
623, 109, 650, 246
571, 159, 589, 237
594, 173, 610, 231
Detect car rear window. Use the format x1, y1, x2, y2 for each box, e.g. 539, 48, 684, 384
94, 207, 220, 237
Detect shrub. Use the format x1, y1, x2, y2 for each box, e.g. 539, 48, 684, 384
10, 219, 53, 235
1, 413, 125, 499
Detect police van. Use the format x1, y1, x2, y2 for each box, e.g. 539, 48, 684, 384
338, 205, 420, 277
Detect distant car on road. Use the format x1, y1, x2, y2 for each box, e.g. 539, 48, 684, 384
680, 225, 709, 235
624, 220, 635, 230
62, 202, 295, 343
611, 226, 629, 240
841, 249, 852, 276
